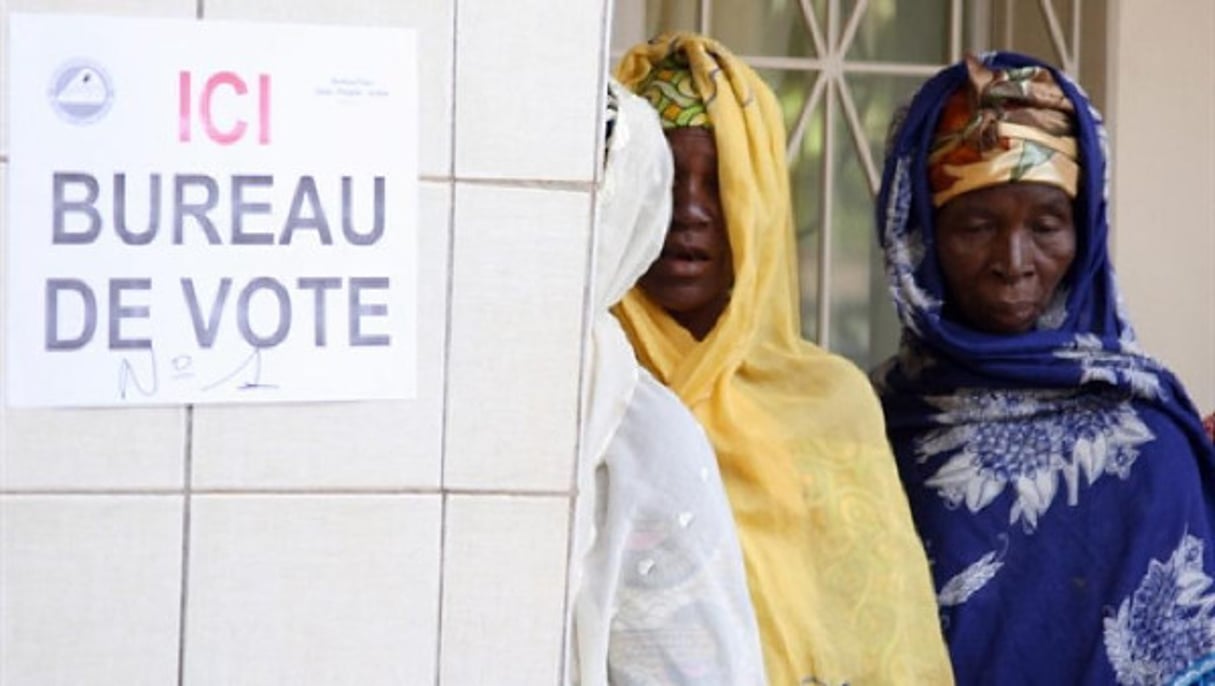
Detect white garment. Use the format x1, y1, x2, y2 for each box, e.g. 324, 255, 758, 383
571, 79, 764, 686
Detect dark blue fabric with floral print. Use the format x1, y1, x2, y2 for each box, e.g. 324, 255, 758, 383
874, 51, 1215, 686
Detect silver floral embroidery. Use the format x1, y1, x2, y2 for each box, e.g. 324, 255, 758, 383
916, 389, 1153, 531
884, 156, 942, 337
1104, 535, 1215, 686
938, 545, 1006, 607
1056, 334, 1165, 401
870, 357, 897, 394
871, 338, 936, 392
1112, 283, 1145, 354
1036, 285, 1069, 330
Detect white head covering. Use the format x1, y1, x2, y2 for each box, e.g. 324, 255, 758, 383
580, 79, 673, 466
571, 79, 764, 685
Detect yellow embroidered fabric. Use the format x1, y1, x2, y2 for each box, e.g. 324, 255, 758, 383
615, 32, 954, 685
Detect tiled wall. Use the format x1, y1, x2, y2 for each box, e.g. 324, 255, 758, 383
0, 0, 609, 683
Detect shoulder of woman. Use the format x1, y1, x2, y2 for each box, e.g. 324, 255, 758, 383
791, 347, 891, 445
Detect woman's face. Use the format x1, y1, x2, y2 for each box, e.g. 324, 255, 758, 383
637, 127, 734, 340
934, 182, 1077, 335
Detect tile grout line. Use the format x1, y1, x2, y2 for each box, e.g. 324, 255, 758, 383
445, 176, 594, 192
558, 1, 615, 682
435, 489, 450, 686
0, 487, 571, 497
182, 5, 202, 678
420, 174, 592, 190
176, 404, 195, 686
434, 0, 461, 682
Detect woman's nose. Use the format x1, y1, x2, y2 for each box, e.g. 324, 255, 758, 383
992, 228, 1033, 280
672, 179, 712, 226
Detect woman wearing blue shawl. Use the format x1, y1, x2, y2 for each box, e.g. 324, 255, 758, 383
875, 52, 1215, 685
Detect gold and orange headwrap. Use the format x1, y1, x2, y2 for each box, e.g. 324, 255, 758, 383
929, 54, 1079, 207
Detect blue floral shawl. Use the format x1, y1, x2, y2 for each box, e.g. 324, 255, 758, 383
874, 51, 1215, 686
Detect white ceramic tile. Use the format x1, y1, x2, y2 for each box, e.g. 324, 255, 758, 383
441, 494, 571, 685
455, 0, 605, 182
192, 182, 450, 490
1, 1, 197, 158
445, 183, 590, 491
6, 0, 192, 11
1, 160, 188, 490
201, 0, 454, 177
0, 7, 199, 492
0, 407, 187, 489
184, 494, 441, 685
1, 3, 7, 161
1, 155, 187, 491
0, 495, 183, 685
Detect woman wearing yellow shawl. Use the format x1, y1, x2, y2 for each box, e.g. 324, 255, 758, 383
615, 33, 953, 685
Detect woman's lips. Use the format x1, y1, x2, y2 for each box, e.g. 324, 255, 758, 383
653, 254, 713, 278
990, 299, 1039, 323
653, 242, 713, 277
660, 246, 709, 261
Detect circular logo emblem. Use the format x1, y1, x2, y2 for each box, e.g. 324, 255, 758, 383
48, 60, 114, 125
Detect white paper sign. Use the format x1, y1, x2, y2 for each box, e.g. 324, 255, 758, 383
5, 14, 418, 407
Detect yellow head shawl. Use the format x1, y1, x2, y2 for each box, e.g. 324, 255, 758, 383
615, 32, 953, 685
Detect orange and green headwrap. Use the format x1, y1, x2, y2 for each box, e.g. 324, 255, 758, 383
634, 53, 711, 129
929, 54, 1079, 207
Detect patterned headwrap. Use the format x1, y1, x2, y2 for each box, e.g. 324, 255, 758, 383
634, 53, 712, 129
928, 54, 1079, 207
